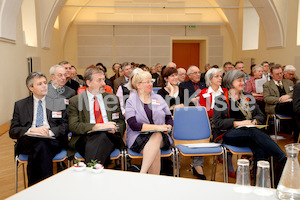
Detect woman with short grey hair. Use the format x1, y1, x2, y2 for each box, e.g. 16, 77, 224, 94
213, 70, 286, 184
245, 64, 265, 114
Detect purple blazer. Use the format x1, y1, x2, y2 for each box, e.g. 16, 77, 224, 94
125, 91, 173, 148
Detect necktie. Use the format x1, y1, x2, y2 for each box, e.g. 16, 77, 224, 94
94, 96, 103, 123
279, 82, 283, 89
36, 100, 43, 127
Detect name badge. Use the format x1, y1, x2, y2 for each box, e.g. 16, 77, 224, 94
152, 99, 160, 105
112, 113, 119, 120
202, 93, 210, 98
52, 111, 62, 118
64, 99, 69, 105
289, 86, 294, 91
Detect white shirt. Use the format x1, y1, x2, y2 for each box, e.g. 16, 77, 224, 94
207, 86, 224, 109
28, 96, 54, 137
116, 86, 125, 115
87, 90, 108, 124
273, 79, 283, 87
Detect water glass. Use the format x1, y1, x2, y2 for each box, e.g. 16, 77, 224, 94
254, 160, 272, 196
234, 159, 252, 193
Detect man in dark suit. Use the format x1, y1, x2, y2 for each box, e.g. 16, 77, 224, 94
47, 65, 75, 111
113, 62, 132, 93
293, 81, 300, 142
59, 61, 80, 93
180, 65, 206, 105
69, 68, 125, 166
9, 72, 68, 186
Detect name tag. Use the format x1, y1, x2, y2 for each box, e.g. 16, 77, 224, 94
52, 111, 62, 118
152, 99, 160, 105
202, 93, 210, 98
64, 99, 69, 105
112, 113, 119, 120
289, 86, 293, 91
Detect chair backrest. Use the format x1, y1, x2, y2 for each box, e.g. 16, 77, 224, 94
172, 106, 211, 145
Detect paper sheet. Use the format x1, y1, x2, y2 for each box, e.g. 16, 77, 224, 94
255, 78, 267, 93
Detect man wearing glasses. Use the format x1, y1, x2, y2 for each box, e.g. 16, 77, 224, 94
180, 65, 206, 105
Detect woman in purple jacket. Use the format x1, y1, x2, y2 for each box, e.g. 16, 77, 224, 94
125, 71, 173, 174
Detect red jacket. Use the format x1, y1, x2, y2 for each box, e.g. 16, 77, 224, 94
198, 87, 228, 118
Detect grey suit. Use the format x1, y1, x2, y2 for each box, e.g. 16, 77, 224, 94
46, 83, 75, 111
263, 79, 293, 114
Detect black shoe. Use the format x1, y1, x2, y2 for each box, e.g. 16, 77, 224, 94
192, 167, 206, 180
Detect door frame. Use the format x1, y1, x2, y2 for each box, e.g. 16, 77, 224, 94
170, 36, 208, 72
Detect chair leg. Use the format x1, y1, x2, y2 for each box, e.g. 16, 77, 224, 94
176, 148, 180, 177
171, 148, 176, 177
22, 164, 26, 189
124, 150, 128, 171
15, 157, 18, 193
270, 156, 275, 188
223, 147, 228, 183
121, 150, 125, 171
275, 118, 279, 143
211, 155, 217, 181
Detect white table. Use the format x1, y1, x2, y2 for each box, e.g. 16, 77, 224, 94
7, 168, 277, 200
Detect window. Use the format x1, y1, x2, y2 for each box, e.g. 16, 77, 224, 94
21, 0, 38, 47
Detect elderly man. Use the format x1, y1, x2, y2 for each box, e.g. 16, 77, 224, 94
70, 66, 85, 87
47, 65, 75, 111
177, 68, 187, 83
263, 64, 298, 137
59, 61, 80, 93
235, 61, 252, 83
69, 68, 125, 165
113, 62, 132, 93
10, 72, 68, 186
283, 65, 298, 85
180, 65, 206, 105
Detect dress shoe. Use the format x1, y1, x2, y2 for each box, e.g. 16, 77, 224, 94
192, 167, 207, 180
228, 171, 236, 178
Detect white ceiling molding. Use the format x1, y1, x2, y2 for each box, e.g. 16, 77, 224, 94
249, 0, 284, 48
0, 0, 22, 43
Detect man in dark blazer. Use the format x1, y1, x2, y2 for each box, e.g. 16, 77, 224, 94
9, 72, 68, 186
113, 62, 132, 93
59, 61, 80, 93
180, 65, 206, 105
69, 68, 125, 166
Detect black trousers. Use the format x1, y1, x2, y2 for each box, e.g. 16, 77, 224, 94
75, 131, 125, 166
16, 136, 62, 186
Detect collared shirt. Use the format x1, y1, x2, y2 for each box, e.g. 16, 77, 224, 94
86, 90, 108, 124
263, 73, 271, 81
125, 76, 129, 82
29, 96, 54, 137
207, 86, 223, 109
244, 77, 263, 101
273, 79, 283, 87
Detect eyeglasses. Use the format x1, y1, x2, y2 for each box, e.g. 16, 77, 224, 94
140, 79, 155, 84
190, 72, 201, 75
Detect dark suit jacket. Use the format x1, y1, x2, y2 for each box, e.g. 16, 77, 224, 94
65, 78, 80, 94
263, 79, 294, 114
68, 91, 126, 149
179, 80, 206, 98
9, 95, 68, 142
113, 76, 126, 93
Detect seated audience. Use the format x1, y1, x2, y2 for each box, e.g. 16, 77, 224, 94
213, 70, 286, 186
96, 63, 113, 89
177, 68, 187, 83
68, 68, 126, 165
235, 61, 252, 83
59, 61, 80, 93
70, 66, 85, 87
109, 63, 121, 88
261, 61, 271, 81
116, 68, 143, 115
157, 67, 184, 113
198, 68, 235, 178
180, 65, 206, 105
245, 64, 265, 114
222, 62, 234, 77
200, 64, 211, 83
77, 65, 113, 94
9, 72, 68, 186
113, 62, 132, 93
283, 65, 298, 85
125, 71, 173, 174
